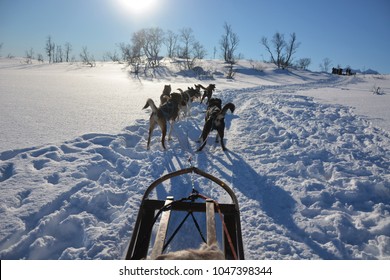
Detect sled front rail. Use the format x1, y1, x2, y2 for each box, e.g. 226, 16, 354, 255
125, 167, 244, 260
126, 198, 242, 259
150, 197, 174, 259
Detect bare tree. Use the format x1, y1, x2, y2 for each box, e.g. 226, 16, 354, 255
25, 48, 34, 64
0, 42, 3, 57
55, 45, 63, 62
178, 27, 205, 70
220, 22, 240, 64
164, 30, 178, 58
37, 53, 44, 63
261, 32, 284, 68
179, 27, 193, 60
79, 46, 95, 67
127, 31, 146, 75
104, 50, 120, 62
118, 40, 142, 75
285, 32, 300, 68
118, 42, 132, 62
64, 42, 72, 62
296, 58, 311, 70
193, 41, 207, 60
143, 27, 165, 68
130, 31, 145, 63
319, 57, 332, 72
45, 35, 55, 63
261, 32, 300, 69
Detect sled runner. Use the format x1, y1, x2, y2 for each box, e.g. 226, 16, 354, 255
125, 166, 244, 260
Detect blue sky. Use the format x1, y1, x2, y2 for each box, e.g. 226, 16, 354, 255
1, 0, 389, 73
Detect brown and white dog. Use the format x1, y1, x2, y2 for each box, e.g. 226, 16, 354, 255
143, 97, 179, 150
198, 98, 235, 151
198, 84, 216, 104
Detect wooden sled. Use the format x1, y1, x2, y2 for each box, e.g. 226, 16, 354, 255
125, 166, 244, 260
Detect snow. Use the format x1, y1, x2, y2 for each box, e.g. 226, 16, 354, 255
0, 57, 389, 260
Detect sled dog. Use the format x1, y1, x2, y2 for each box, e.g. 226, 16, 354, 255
160, 84, 172, 105
176, 87, 201, 116
198, 84, 216, 104
198, 98, 235, 151
143, 97, 179, 150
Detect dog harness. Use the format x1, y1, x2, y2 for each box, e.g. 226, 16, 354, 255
206, 106, 222, 129
161, 100, 177, 120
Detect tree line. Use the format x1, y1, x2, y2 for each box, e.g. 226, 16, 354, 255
106, 27, 208, 74
45, 36, 74, 64
2, 22, 343, 73
103, 24, 310, 75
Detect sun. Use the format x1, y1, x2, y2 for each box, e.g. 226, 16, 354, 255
118, 0, 159, 16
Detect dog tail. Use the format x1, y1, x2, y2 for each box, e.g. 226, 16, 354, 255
221, 103, 235, 116
196, 84, 207, 90
143, 98, 159, 114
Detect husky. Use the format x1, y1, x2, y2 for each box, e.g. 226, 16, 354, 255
143, 97, 179, 150
192, 85, 202, 101
155, 243, 224, 260
189, 85, 202, 101
160, 85, 172, 105
198, 98, 235, 151
176, 87, 201, 117
198, 84, 216, 104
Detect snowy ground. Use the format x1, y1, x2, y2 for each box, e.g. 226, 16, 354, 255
0, 58, 389, 259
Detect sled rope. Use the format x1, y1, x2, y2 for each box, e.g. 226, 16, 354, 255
162, 210, 207, 253
197, 133, 210, 151
188, 156, 197, 192
149, 191, 207, 253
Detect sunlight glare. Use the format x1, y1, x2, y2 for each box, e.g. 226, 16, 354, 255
118, 0, 159, 16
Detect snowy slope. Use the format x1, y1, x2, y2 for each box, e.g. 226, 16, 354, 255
0, 58, 389, 259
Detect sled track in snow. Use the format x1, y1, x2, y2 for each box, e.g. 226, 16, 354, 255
220, 74, 359, 99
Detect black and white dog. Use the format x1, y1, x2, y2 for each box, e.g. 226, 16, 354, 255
198, 98, 235, 151
198, 84, 216, 104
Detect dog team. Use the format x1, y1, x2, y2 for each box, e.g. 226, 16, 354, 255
142, 83, 235, 151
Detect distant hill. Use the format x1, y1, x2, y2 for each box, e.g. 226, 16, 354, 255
353, 68, 380, 75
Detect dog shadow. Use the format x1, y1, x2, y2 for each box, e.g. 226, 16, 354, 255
209, 150, 339, 259
224, 113, 239, 131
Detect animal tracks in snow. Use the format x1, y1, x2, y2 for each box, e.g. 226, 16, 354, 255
0, 162, 14, 182
0, 127, 156, 259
